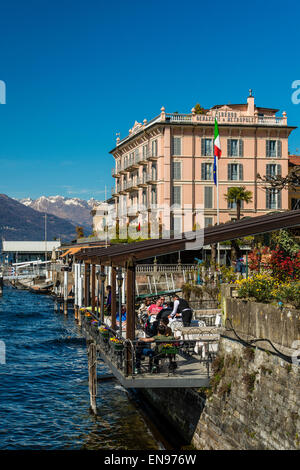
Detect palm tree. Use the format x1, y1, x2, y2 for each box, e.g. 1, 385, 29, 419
224, 187, 253, 262
224, 186, 253, 220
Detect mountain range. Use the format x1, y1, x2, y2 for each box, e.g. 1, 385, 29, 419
0, 194, 78, 242
18, 195, 100, 231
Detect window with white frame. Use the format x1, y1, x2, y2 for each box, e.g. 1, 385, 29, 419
172, 136, 182, 155
151, 186, 157, 204
173, 216, 182, 236
142, 189, 147, 207
228, 163, 243, 181
201, 162, 213, 181
201, 138, 213, 156
266, 140, 282, 158
266, 188, 281, 209
266, 163, 281, 177
143, 144, 148, 159
227, 139, 243, 157
172, 186, 181, 206
204, 186, 213, 208
172, 161, 182, 180
151, 139, 158, 157
204, 217, 213, 227
151, 164, 157, 180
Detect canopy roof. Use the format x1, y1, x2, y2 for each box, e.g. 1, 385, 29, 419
75, 210, 300, 266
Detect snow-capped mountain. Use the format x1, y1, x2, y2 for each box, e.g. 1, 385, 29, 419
18, 196, 100, 230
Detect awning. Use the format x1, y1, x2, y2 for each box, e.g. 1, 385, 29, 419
61, 246, 87, 257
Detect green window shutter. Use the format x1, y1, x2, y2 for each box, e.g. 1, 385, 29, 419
239, 139, 244, 157
277, 140, 282, 158
277, 164, 281, 175
228, 164, 231, 180
204, 187, 213, 208
266, 140, 270, 158
266, 189, 270, 209
277, 190, 281, 209
266, 164, 271, 177
201, 138, 205, 156
239, 164, 243, 181
201, 163, 205, 180
227, 139, 231, 157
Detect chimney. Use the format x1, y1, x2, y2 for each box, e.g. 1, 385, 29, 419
247, 89, 255, 115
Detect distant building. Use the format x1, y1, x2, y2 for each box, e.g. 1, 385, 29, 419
109, 91, 295, 237
288, 155, 300, 210
1, 241, 61, 263
91, 198, 115, 239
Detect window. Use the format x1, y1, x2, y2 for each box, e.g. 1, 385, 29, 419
172, 136, 182, 155
204, 186, 213, 208
266, 164, 281, 177
151, 164, 157, 180
266, 140, 282, 158
291, 198, 300, 210
201, 138, 213, 156
173, 216, 182, 236
172, 186, 181, 206
227, 139, 243, 157
143, 144, 148, 159
172, 161, 182, 180
204, 217, 213, 228
151, 187, 157, 204
142, 166, 147, 183
228, 163, 243, 181
201, 162, 213, 181
151, 139, 158, 157
266, 188, 281, 209
142, 189, 147, 207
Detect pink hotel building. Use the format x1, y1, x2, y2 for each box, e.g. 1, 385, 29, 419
110, 92, 296, 236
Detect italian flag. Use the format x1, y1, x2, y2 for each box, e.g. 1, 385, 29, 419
214, 118, 221, 159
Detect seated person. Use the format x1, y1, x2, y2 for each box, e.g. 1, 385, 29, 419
116, 306, 126, 325
135, 325, 175, 373
159, 317, 173, 337
146, 298, 163, 336
156, 301, 173, 323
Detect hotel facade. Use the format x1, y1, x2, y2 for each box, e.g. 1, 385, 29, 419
106, 92, 295, 238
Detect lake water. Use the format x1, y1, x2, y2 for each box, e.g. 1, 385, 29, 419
0, 287, 163, 450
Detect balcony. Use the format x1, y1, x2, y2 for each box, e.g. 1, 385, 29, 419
126, 178, 140, 192
146, 172, 158, 184
112, 167, 121, 178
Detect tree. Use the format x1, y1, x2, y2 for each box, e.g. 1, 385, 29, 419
224, 186, 253, 220
76, 226, 84, 238
194, 103, 205, 114
224, 187, 253, 262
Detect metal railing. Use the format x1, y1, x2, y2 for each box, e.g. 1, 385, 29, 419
81, 313, 217, 380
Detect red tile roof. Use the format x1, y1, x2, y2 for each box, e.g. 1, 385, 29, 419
289, 155, 300, 166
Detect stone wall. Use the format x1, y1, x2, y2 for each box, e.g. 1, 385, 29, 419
142, 297, 300, 450
192, 338, 300, 450
225, 298, 300, 350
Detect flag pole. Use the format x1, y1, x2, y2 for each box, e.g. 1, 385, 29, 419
215, 113, 220, 266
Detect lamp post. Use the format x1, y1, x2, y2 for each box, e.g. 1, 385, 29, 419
99, 270, 106, 324
116, 267, 123, 338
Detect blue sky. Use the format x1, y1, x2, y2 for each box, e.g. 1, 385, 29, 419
0, 0, 300, 201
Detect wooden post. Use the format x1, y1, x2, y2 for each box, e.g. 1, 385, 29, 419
63, 269, 68, 315
111, 266, 116, 331
88, 341, 97, 415
125, 263, 136, 376
126, 264, 136, 340
91, 264, 96, 315
100, 265, 105, 324
84, 263, 90, 307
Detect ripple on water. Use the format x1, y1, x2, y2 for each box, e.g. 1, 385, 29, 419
0, 288, 160, 450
